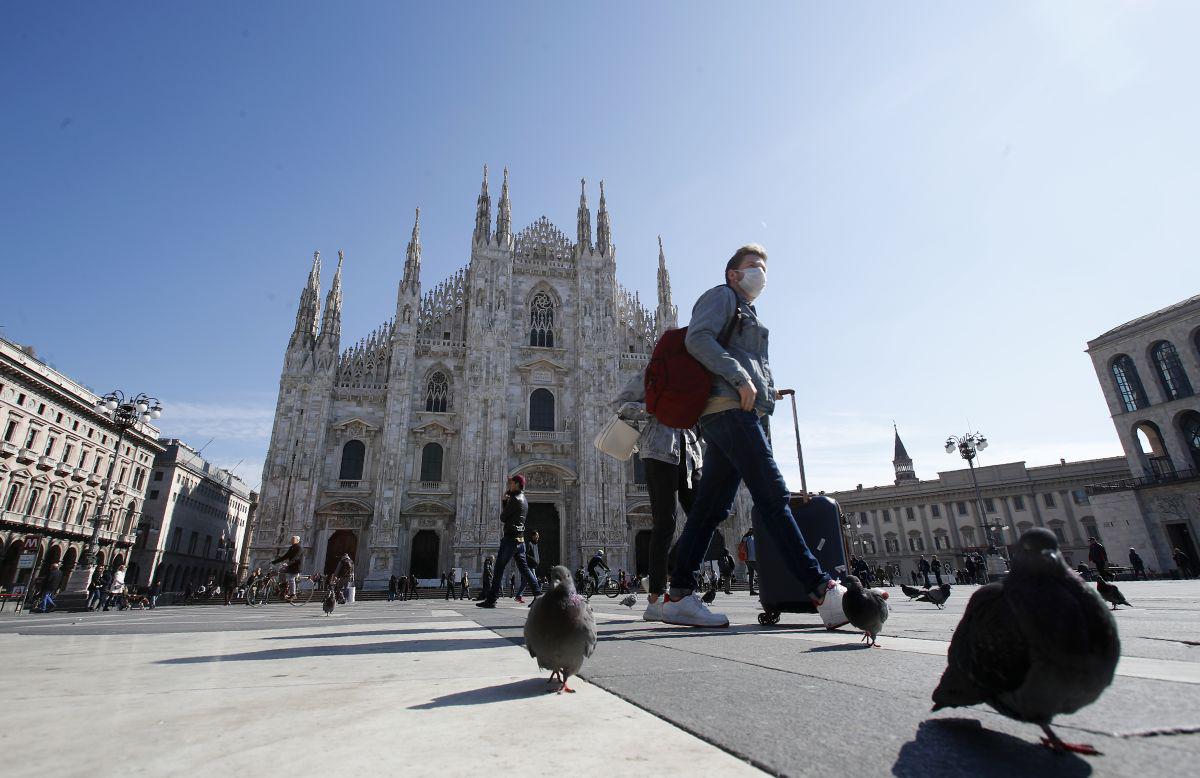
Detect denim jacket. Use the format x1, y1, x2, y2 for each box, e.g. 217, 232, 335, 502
684, 284, 776, 417
612, 371, 703, 481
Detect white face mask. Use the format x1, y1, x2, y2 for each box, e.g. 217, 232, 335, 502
738, 267, 767, 299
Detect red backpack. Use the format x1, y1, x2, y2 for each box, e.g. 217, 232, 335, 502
644, 295, 739, 429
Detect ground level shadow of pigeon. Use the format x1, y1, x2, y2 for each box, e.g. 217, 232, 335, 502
408, 677, 550, 710
892, 719, 1092, 778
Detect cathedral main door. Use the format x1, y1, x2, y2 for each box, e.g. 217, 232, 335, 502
526, 503, 560, 578
410, 530, 439, 579
324, 530, 358, 576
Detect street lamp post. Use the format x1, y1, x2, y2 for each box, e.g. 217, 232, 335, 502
945, 431, 1008, 575
841, 513, 864, 567
69, 391, 162, 593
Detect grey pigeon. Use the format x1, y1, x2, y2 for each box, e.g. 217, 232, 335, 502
701, 587, 717, 604
620, 595, 637, 608
524, 565, 597, 693
1095, 577, 1131, 610
917, 584, 952, 609
841, 575, 889, 646
322, 589, 336, 615
931, 528, 1120, 755
901, 583, 924, 600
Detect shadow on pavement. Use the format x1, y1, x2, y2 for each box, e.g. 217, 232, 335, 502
408, 677, 550, 709
155, 636, 514, 664
892, 719, 1093, 778
262, 626, 483, 641
805, 643, 873, 652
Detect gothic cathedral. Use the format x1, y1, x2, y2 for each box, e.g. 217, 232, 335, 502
248, 168, 681, 588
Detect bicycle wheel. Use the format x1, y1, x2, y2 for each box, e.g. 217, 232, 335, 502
292, 577, 315, 606
604, 581, 619, 598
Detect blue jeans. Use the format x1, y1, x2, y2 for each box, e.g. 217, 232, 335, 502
485, 535, 541, 602
38, 592, 55, 612
669, 409, 831, 600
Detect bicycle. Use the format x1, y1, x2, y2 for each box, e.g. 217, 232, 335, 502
584, 569, 620, 599
247, 568, 318, 607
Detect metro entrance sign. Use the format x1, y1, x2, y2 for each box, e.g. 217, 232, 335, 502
23, 536, 39, 552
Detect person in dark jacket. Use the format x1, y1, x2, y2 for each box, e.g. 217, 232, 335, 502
719, 551, 735, 594
444, 569, 455, 600
476, 475, 541, 607
1088, 537, 1109, 578
479, 556, 494, 601
514, 530, 541, 603
222, 568, 238, 606
332, 554, 354, 602
1174, 547, 1194, 578
930, 555, 944, 587
271, 535, 304, 601
86, 565, 106, 610
1128, 548, 1147, 580
148, 579, 162, 609
388, 574, 398, 602
35, 563, 63, 613
917, 555, 931, 587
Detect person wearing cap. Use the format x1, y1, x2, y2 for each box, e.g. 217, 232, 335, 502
476, 475, 541, 608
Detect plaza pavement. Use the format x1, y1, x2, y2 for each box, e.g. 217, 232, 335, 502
1, 580, 1198, 777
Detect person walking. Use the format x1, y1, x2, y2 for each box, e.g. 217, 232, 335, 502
662, 244, 842, 628
1174, 547, 1194, 578
222, 568, 238, 606
388, 574, 398, 602
1088, 536, 1110, 578
740, 528, 758, 596
459, 570, 470, 600
476, 475, 541, 608
1128, 548, 1147, 580
611, 367, 703, 620
931, 555, 944, 587
514, 530, 542, 603
479, 556, 494, 601
917, 555, 931, 587
444, 568, 456, 600
86, 565, 106, 611
35, 562, 63, 613
148, 578, 162, 609
103, 565, 127, 611
271, 536, 303, 601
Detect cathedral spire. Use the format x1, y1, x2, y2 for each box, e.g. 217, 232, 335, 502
495, 167, 512, 244
473, 164, 491, 245
320, 250, 344, 344
576, 177, 592, 250
401, 207, 422, 296
893, 422, 918, 484
656, 235, 677, 330
290, 250, 321, 346
595, 179, 611, 255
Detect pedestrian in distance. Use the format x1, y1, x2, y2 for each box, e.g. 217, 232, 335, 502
918, 555, 932, 587
86, 565, 106, 610
477, 475, 541, 608
515, 530, 542, 603
1088, 537, 1110, 579
388, 574, 398, 601
332, 553, 355, 603
35, 562, 63, 613
148, 579, 162, 609
1127, 548, 1147, 580
480, 556, 494, 601
443, 570, 453, 600
739, 527, 758, 595
103, 564, 127, 611
222, 568, 238, 606
661, 244, 842, 628
931, 555, 944, 587
460, 570, 470, 600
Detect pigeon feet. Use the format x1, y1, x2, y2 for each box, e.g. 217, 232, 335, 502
1040, 726, 1101, 756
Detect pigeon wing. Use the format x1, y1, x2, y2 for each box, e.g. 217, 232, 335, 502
933, 583, 1030, 710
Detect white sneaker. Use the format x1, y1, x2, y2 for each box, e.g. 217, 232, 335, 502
662, 592, 729, 627
815, 580, 850, 630
642, 599, 664, 622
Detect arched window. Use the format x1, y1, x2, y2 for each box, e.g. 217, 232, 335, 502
339, 440, 366, 481
529, 389, 555, 431
1111, 354, 1148, 412
425, 371, 449, 412
420, 443, 443, 482
529, 292, 556, 347
124, 500, 137, 534
1180, 410, 1200, 471
1151, 341, 1193, 401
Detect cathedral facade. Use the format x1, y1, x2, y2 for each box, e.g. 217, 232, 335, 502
248, 169, 684, 588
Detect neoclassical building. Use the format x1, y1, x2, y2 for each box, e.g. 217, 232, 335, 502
248, 169, 689, 588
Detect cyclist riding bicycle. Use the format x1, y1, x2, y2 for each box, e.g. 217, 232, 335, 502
587, 549, 611, 591
271, 535, 303, 601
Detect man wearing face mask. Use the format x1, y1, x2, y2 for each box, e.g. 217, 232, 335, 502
661, 244, 842, 627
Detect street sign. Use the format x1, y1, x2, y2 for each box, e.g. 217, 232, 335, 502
23, 536, 39, 552
17, 554, 36, 570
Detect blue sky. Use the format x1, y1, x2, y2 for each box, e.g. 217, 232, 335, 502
3, 2, 1197, 492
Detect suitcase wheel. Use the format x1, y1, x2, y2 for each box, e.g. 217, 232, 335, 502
758, 610, 781, 626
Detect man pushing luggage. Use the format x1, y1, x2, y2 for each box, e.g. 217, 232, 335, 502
660, 243, 845, 628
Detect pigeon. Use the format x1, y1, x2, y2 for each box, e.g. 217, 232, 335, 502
523, 565, 597, 693
322, 589, 336, 615
917, 584, 952, 609
901, 583, 924, 600
841, 575, 889, 646
1095, 577, 1131, 610
701, 587, 717, 605
931, 528, 1120, 755
620, 595, 637, 608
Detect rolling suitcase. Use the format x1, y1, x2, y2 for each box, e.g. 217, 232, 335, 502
753, 493, 848, 625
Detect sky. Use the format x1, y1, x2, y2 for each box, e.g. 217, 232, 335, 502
3, 1, 1198, 494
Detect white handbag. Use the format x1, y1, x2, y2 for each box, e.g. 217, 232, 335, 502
593, 415, 640, 461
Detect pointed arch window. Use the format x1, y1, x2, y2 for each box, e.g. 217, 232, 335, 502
339, 440, 365, 481
420, 443, 443, 482
425, 371, 449, 413
529, 389, 555, 431
1150, 340, 1193, 401
529, 292, 556, 347
1111, 354, 1148, 412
